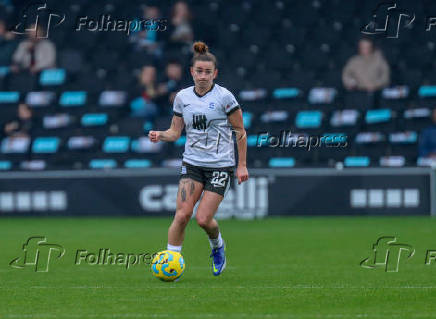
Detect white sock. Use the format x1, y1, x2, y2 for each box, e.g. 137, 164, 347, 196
167, 244, 182, 252
209, 232, 223, 249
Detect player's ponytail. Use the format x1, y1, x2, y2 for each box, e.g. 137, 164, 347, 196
193, 41, 209, 55
192, 41, 217, 68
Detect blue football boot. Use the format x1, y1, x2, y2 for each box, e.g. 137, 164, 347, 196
210, 243, 226, 276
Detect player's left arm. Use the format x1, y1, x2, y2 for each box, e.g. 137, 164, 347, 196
228, 108, 249, 184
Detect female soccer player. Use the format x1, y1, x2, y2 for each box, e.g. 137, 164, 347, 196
148, 41, 248, 276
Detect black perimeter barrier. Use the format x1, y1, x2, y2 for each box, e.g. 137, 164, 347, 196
0, 168, 434, 217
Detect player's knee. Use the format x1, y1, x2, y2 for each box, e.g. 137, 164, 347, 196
195, 214, 211, 229
175, 209, 192, 226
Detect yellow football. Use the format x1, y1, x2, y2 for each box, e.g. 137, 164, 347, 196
151, 250, 185, 282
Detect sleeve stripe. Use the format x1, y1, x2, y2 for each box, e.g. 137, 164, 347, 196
174, 111, 183, 117
226, 105, 241, 116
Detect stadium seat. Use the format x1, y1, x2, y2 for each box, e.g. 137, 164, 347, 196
103, 137, 130, 153
89, 159, 117, 169
175, 136, 186, 147
81, 113, 108, 127
0, 91, 19, 104
59, 91, 87, 107
268, 157, 295, 167
344, 156, 370, 167
32, 137, 60, 154
39, 69, 66, 86
0, 161, 12, 170
365, 109, 392, 124
272, 88, 301, 99
124, 159, 152, 168
295, 111, 323, 129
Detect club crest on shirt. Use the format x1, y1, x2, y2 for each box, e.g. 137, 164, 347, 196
208, 102, 216, 110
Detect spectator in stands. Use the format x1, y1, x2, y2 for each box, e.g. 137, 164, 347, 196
170, 1, 193, 44
157, 60, 183, 105
129, 5, 162, 58
10, 23, 56, 74
342, 38, 390, 108
343, 38, 390, 92
419, 109, 436, 158
0, 19, 18, 66
131, 65, 158, 119
3, 103, 33, 137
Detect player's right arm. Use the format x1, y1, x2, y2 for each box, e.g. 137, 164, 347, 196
148, 115, 184, 143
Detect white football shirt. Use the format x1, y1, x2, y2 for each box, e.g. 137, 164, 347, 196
173, 83, 240, 168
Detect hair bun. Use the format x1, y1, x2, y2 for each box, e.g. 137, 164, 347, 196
193, 41, 209, 55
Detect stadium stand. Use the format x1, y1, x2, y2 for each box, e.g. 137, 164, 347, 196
0, 0, 435, 170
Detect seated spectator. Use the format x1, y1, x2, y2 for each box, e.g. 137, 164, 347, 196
11, 23, 56, 74
131, 65, 158, 119
419, 109, 436, 158
342, 38, 390, 108
129, 5, 163, 58
3, 103, 34, 137
170, 1, 193, 44
0, 19, 18, 66
157, 60, 183, 105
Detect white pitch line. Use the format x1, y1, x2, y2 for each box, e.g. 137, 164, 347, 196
2, 313, 436, 319
0, 285, 434, 290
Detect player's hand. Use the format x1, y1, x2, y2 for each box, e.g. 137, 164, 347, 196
148, 130, 161, 143
236, 165, 249, 185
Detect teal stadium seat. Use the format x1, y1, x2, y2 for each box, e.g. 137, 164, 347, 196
103, 136, 130, 153
0, 161, 11, 170
0, 66, 9, 77
242, 112, 253, 129
32, 137, 60, 153
175, 135, 186, 147
59, 91, 87, 107
344, 156, 370, 167
0, 91, 19, 103
321, 133, 347, 145
272, 87, 300, 99
81, 113, 108, 127
89, 159, 117, 169
365, 109, 392, 124
39, 69, 66, 86
295, 111, 322, 129
124, 159, 152, 168
418, 85, 436, 98
268, 157, 295, 167
247, 135, 261, 147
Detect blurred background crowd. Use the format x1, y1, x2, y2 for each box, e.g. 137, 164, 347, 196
0, 0, 435, 170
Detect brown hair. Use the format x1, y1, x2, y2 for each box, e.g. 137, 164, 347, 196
191, 41, 217, 68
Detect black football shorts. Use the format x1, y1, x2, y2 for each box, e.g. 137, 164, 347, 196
180, 161, 234, 197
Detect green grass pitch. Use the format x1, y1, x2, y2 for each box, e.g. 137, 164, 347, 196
1, 216, 436, 318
